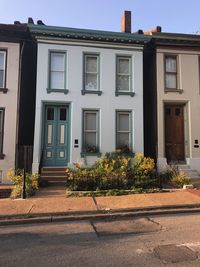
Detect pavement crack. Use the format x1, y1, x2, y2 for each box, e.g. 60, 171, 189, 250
92, 196, 99, 211
28, 204, 35, 214
90, 221, 99, 238
146, 217, 163, 230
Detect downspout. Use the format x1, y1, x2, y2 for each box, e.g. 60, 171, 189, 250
15, 40, 25, 170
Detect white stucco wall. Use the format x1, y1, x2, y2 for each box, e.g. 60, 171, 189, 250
156, 48, 200, 172
0, 42, 20, 183
32, 40, 144, 172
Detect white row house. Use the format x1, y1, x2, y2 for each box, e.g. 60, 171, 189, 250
29, 14, 149, 173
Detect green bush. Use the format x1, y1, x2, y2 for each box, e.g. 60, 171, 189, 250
132, 153, 157, 188
159, 169, 173, 185
7, 169, 39, 198
159, 166, 191, 188
171, 171, 191, 187
66, 152, 157, 191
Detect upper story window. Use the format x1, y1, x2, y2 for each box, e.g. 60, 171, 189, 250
82, 54, 101, 95
47, 51, 68, 94
116, 111, 132, 153
164, 55, 177, 90
116, 56, 134, 97
0, 51, 7, 93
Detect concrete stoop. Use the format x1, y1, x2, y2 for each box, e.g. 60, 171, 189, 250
40, 167, 67, 183
177, 165, 200, 188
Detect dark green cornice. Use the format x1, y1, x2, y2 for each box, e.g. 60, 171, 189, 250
28, 24, 150, 45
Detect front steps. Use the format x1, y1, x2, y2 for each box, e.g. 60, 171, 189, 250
0, 185, 12, 199
177, 165, 200, 188
40, 167, 67, 183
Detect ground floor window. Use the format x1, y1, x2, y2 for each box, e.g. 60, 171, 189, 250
82, 110, 99, 153
116, 110, 132, 152
0, 109, 4, 156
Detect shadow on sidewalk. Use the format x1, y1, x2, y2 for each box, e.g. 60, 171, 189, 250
33, 182, 66, 199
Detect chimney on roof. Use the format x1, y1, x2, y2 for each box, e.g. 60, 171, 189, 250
14, 21, 21, 25
144, 26, 162, 35
137, 29, 144, 34
28, 17, 34, 24
37, 20, 45, 25
156, 26, 162, 32
121, 11, 131, 33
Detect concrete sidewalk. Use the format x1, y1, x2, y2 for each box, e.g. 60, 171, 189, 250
1, 188, 200, 225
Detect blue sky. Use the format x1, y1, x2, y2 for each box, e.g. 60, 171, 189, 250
1, 0, 200, 34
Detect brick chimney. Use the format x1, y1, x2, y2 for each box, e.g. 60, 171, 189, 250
121, 11, 131, 33
144, 26, 162, 35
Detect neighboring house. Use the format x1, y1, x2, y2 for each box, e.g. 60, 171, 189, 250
144, 28, 200, 172
29, 12, 150, 175
0, 23, 36, 183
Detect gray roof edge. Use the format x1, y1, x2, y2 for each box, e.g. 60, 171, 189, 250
152, 31, 200, 41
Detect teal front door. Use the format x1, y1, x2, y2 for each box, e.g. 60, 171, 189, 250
43, 105, 69, 166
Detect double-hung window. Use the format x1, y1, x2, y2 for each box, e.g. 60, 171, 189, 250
0, 51, 6, 89
48, 51, 67, 94
82, 110, 99, 153
116, 56, 133, 96
164, 55, 177, 90
116, 111, 132, 152
82, 54, 101, 95
0, 109, 4, 157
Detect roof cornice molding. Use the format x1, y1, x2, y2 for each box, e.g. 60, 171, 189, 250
28, 24, 150, 45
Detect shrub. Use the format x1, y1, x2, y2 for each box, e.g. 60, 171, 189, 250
159, 168, 173, 185
7, 169, 39, 198
159, 165, 191, 188
66, 152, 157, 191
66, 164, 96, 191
132, 153, 157, 188
171, 171, 191, 187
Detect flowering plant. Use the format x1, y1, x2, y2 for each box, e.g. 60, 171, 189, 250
7, 169, 39, 198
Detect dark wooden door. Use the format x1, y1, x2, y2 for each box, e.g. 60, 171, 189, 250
165, 105, 185, 161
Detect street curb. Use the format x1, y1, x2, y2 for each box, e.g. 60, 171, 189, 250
1, 203, 200, 219
1, 206, 200, 226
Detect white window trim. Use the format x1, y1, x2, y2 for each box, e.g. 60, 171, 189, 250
83, 53, 100, 92
116, 55, 132, 93
82, 110, 100, 154
0, 108, 5, 156
116, 110, 132, 151
164, 54, 180, 92
47, 51, 68, 94
0, 51, 6, 89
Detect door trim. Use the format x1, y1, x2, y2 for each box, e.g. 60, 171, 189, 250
164, 103, 185, 163
41, 102, 71, 167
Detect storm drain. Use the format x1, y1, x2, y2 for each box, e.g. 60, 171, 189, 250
154, 244, 198, 263
91, 217, 161, 237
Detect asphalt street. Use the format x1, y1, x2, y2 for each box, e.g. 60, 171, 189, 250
0, 213, 200, 266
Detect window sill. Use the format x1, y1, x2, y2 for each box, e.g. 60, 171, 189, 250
115, 91, 135, 97
0, 154, 5, 159
81, 90, 102, 96
81, 152, 102, 158
165, 89, 183, 94
46, 88, 69, 94
0, 88, 8, 94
